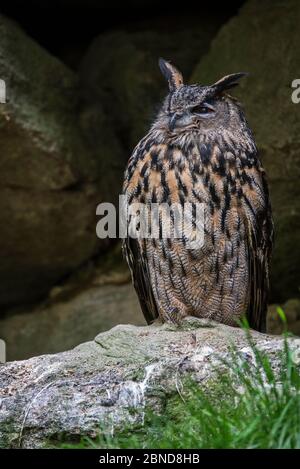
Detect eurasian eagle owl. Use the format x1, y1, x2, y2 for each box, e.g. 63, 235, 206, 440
123, 58, 273, 332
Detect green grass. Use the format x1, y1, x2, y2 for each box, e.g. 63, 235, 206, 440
61, 318, 300, 449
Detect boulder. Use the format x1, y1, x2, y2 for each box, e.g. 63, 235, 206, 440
0, 318, 299, 449
0, 243, 144, 361
191, 0, 300, 302
0, 15, 123, 308
0, 281, 143, 361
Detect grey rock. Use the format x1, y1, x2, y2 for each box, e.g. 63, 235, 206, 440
0, 318, 299, 448
0, 15, 122, 308
0, 281, 144, 361
191, 0, 300, 301
0, 243, 144, 361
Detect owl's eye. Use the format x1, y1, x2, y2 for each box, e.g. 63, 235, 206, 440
190, 103, 215, 115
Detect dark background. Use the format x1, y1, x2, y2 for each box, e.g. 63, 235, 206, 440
0, 1, 244, 65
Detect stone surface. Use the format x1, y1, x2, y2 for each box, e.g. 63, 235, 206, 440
0, 318, 299, 449
0, 281, 143, 361
191, 0, 300, 301
0, 15, 122, 308
0, 244, 144, 361
267, 299, 300, 336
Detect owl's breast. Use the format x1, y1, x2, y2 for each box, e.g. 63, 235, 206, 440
124, 139, 267, 244
123, 127, 272, 328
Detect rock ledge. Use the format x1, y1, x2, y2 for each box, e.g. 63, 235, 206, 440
0, 318, 299, 448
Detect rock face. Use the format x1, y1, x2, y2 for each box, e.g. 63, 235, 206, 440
0, 243, 144, 361
0, 318, 299, 449
0, 15, 123, 308
0, 282, 143, 361
191, 0, 300, 301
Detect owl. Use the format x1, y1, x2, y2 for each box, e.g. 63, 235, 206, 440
122, 58, 273, 332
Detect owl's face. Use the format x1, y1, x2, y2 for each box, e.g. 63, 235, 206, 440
155, 58, 247, 136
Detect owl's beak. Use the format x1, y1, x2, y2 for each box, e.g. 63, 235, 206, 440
169, 111, 194, 131
169, 112, 180, 131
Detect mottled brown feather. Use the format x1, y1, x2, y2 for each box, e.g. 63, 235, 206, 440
122, 62, 273, 331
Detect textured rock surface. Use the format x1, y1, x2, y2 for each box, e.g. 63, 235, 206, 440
0, 244, 144, 361
0, 15, 122, 309
192, 0, 300, 301
1, 318, 299, 449
0, 281, 143, 361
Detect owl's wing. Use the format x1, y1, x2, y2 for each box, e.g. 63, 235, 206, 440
122, 237, 159, 324
245, 180, 274, 332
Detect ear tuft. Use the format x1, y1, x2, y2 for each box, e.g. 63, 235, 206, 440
212, 72, 248, 93
158, 58, 184, 92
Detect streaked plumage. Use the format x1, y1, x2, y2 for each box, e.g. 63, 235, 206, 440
123, 58, 273, 332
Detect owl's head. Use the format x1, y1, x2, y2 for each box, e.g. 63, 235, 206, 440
155, 58, 248, 135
